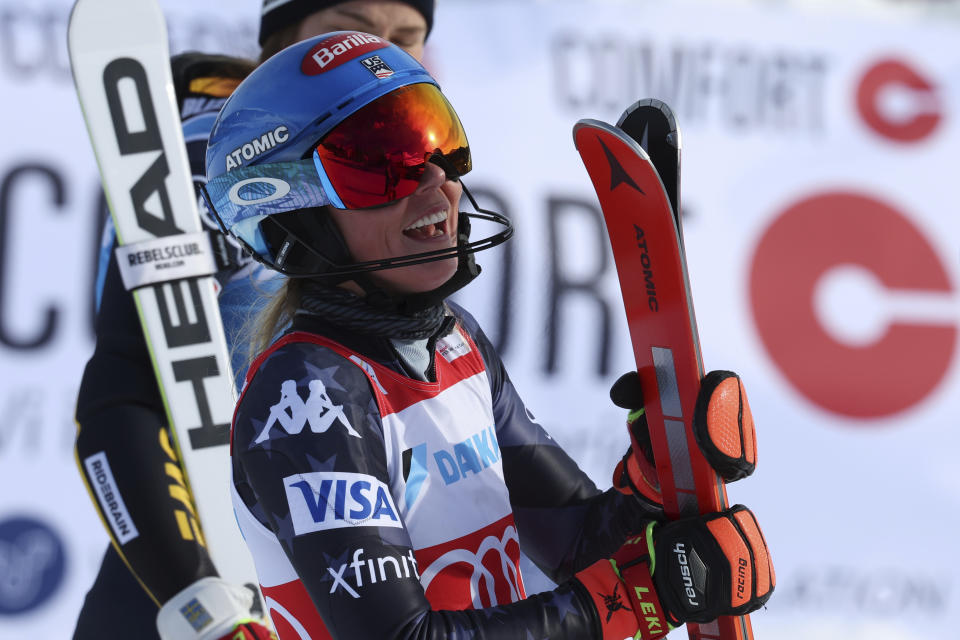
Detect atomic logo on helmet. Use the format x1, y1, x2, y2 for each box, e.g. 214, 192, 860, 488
225, 125, 290, 171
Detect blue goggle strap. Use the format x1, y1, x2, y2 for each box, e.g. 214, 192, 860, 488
203, 153, 347, 234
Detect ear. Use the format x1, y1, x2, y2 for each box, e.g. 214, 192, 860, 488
258, 206, 353, 278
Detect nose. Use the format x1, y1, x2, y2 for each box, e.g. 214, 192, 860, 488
414, 161, 448, 195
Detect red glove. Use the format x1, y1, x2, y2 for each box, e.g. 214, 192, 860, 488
217, 620, 276, 640
611, 370, 757, 505
575, 505, 774, 640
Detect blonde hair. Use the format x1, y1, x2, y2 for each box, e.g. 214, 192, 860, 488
238, 277, 306, 370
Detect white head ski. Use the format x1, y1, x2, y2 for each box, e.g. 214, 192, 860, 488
68, 0, 261, 595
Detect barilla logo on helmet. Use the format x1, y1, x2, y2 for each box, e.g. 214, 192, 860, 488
301, 32, 389, 76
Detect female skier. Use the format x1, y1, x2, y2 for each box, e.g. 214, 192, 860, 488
73, 3, 436, 640
203, 32, 774, 639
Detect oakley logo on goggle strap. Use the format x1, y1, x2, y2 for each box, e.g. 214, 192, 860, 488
228, 177, 292, 206
204, 160, 336, 230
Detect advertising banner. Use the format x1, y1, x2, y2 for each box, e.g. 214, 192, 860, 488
0, 1, 956, 638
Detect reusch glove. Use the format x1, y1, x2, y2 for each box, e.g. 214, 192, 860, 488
157, 577, 277, 640
574, 505, 774, 640
610, 370, 757, 503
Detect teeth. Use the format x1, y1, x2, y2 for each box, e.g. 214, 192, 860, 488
404, 210, 448, 231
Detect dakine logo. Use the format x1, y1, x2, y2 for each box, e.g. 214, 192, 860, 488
360, 55, 394, 79
432, 425, 501, 486
327, 547, 419, 598
255, 379, 359, 444
633, 225, 658, 312
83, 452, 139, 544
284, 471, 402, 535
225, 125, 289, 170
227, 177, 292, 207
401, 444, 429, 509
301, 32, 387, 76
399, 427, 501, 511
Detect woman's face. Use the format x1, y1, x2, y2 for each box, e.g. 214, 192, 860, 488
328, 162, 462, 295
297, 1, 428, 61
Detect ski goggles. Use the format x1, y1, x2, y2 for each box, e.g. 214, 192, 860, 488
203, 82, 471, 251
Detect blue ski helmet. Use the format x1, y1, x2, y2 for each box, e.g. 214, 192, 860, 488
203, 31, 509, 280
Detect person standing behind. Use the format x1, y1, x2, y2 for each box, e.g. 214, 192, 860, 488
72, 3, 435, 640
259, 0, 431, 62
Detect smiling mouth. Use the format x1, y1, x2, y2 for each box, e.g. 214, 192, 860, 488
403, 209, 449, 240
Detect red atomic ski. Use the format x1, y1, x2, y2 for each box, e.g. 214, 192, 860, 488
573, 113, 755, 640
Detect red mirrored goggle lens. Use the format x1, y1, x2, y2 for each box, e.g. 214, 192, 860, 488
315, 82, 471, 209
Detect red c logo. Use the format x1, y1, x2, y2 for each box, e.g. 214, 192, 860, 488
856, 59, 942, 143
750, 192, 956, 419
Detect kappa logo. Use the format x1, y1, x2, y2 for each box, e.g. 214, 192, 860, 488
255, 379, 360, 444
284, 471, 402, 534
301, 32, 388, 76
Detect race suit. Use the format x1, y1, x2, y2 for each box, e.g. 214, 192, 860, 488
233, 303, 661, 639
